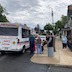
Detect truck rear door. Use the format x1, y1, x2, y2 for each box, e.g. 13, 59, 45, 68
0, 26, 18, 50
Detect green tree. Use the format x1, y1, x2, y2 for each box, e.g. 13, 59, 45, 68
44, 23, 53, 34
54, 15, 67, 34
44, 23, 53, 30
55, 20, 62, 30
0, 4, 3, 14
61, 15, 67, 28
0, 4, 8, 22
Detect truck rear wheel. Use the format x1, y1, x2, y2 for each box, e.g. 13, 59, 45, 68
0, 51, 5, 55
20, 46, 25, 54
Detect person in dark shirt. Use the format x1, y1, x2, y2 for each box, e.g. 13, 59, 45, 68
29, 34, 35, 54
46, 33, 54, 57
53, 33, 56, 52
46, 34, 49, 41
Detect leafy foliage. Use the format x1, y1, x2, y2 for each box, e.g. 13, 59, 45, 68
55, 20, 62, 30
44, 23, 53, 30
61, 15, 67, 28
54, 15, 67, 34
43, 15, 67, 34
0, 4, 8, 22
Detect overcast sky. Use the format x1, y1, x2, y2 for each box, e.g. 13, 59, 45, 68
0, 0, 72, 29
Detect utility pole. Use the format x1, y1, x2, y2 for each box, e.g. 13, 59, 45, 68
51, 9, 55, 31
48, 6, 55, 32
52, 9, 54, 25
48, 6, 54, 25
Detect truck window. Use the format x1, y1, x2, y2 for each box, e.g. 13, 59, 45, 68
22, 28, 30, 38
0, 27, 18, 36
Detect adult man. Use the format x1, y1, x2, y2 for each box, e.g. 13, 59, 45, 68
53, 33, 56, 52
29, 34, 35, 54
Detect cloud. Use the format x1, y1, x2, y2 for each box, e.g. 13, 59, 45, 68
0, 0, 71, 29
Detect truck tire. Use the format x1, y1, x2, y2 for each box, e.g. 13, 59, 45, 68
20, 46, 25, 54
0, 51, 5, 55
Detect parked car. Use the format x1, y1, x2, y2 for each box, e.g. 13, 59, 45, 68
39, 35, 46, 41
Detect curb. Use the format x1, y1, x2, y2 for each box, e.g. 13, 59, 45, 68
31, 61, 72, 68
46, 64, 72, 68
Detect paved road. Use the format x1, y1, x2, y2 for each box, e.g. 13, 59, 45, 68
0, 52, 72, 72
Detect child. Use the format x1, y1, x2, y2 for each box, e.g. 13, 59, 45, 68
41, 40, 46, 51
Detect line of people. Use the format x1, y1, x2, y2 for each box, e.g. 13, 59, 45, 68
29, 33, 56, 57
29, 32, 70, 57
29, 34, 43, 54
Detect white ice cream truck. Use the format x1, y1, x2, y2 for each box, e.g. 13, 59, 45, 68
0, 23, 30, 54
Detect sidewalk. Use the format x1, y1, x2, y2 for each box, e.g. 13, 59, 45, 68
31, 38, 72, 67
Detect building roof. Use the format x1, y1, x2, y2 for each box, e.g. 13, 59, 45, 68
68, 4, 72, 6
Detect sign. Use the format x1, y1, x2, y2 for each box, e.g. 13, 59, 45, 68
0, 24, 18, 27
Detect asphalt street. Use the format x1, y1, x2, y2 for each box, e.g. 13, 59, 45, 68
0, 51, 72, 72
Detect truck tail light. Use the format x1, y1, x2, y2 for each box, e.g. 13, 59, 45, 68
18, 39, 20, 43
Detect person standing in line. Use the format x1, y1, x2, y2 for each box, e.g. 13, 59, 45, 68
62, 33, 67, 49
36, 36, 42, 54
41, 40, 46, 51
29, 34, 35, 54
46, 34, 49, 41
47, 33, 54, 57
53, 33, 56, 52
